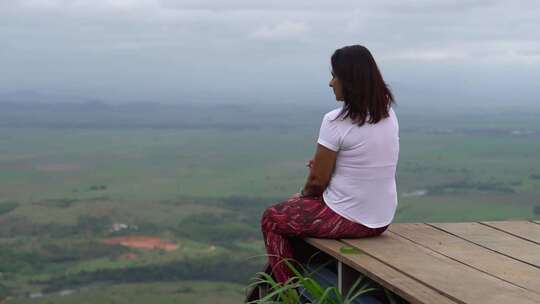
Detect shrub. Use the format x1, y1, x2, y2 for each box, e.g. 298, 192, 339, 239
0, 283, 10, 300
89, 185, 108, 191
36, 254, 261, 292
76, 215, 113, 236
246, 259, 404, 304
175, 212, 259, 245
0, 201, 19, 215
529, 174, 540, 180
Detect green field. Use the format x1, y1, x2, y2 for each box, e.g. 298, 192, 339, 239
1, 103, 539, 303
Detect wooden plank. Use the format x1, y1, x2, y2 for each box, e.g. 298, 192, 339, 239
389, 223, 540, 294
430, 222, 540, 268
341, 232, 540, 304
304, 238, 457, 304
480, 221, 540, 244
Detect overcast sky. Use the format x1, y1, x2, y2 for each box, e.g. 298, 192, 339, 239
1, 0, 539, 107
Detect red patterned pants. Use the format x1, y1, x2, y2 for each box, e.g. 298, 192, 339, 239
261, 194, 389, 284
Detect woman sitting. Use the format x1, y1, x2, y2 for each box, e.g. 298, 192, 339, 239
260, 44, 400, 284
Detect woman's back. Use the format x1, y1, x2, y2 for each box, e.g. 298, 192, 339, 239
317, 106, 399, 228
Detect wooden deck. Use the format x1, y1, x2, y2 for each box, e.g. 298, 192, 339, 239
303, 220, 540, 304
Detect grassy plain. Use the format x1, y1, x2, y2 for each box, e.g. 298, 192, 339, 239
0, 103, 539, 303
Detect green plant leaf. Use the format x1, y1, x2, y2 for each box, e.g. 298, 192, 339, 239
339, 246, 362, 254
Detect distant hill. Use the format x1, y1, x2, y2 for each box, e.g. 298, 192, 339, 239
0, 89, 86, 104
0, 96, 323, 130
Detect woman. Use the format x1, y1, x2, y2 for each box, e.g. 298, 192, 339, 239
261, 44, 399, 284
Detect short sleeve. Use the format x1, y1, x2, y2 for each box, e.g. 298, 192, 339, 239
317, 113, 341, 152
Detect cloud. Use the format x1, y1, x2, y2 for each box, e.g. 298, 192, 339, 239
383, 49, 471, 63
0, 0, 539, 104
249, 21, 309, 40
17, 0, 60, 9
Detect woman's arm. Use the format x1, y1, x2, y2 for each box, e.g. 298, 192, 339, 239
301, 144, 338, 197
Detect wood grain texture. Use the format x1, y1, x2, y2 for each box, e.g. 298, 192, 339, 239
341, 231, 540, 304
305, 238, 458, 304
430, 222, 540, 267
389, 222, 540, 294
480, 221, 540, 244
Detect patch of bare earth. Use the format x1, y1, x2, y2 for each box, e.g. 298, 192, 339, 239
102, 236, 178, 251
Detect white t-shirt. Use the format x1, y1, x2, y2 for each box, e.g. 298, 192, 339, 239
317, 106, 399, 228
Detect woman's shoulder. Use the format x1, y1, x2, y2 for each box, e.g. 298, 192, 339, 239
323, 106, 345, 121
388, 106, 398, 123
323, 105, 396, 126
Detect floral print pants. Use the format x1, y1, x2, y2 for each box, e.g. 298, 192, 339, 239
261, 194, 389, 283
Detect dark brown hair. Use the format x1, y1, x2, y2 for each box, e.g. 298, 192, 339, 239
330, 45, 394, 126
